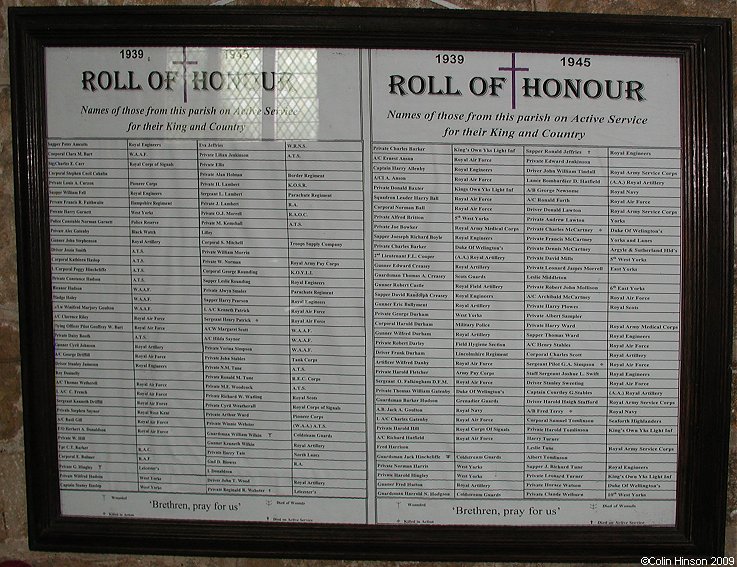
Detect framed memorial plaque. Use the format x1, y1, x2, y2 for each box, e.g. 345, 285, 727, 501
9, 7, 732, 561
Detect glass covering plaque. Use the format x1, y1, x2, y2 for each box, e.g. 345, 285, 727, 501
47, 45, 681, 526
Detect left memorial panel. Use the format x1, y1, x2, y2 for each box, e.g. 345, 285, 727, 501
46, 46, 369, 523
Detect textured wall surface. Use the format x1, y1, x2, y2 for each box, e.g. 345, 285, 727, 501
0, 0, 734, 565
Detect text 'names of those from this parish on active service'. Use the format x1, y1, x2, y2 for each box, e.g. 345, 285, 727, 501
46, 47, 681, 526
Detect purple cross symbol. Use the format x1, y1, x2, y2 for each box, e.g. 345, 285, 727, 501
172, 47, 198, 103
498, 53, 529, 110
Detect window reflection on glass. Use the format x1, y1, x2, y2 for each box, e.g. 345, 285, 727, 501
218, 47, 264, 139
275, 48, 319, 140
213, 47, 318, 140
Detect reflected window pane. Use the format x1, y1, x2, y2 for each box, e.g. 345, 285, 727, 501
219, 47, 264, 139
275, 48, 318, 140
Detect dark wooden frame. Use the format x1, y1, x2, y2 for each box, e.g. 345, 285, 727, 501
9, 7, 733, 561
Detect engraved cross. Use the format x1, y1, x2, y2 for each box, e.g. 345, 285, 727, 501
172, 47, 198, 104
498, 53, 529, 110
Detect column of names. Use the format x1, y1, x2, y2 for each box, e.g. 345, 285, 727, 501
50, 137, 368, 501
371, 141, 681, 505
